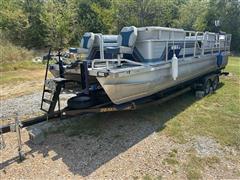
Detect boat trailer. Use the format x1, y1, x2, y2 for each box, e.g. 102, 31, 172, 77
0, 85, 192, 134
0, 48, 229, 134
0, 83, 192, 162
0, 48, 229, 162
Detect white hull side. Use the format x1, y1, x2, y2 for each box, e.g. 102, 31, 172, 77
97, 55, 228, 104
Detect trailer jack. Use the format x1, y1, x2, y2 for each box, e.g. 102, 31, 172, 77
12, 114, 25, 161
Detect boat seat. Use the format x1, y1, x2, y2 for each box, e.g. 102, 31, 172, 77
78, 32, 95, 54
106, 26, 137, 56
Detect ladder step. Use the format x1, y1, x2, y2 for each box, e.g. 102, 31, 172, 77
42, 99, 53, 104
52, 77, 67, 82
40, 108, 48, 113
44, 89, 53, 93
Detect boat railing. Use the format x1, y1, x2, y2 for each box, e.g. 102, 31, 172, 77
94, 33, 105, 60
91, 31, 231, 69
91, 59, 146, 70
163, 31, 231, 61
157, 30, 230, 61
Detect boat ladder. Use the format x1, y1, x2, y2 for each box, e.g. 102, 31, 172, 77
40, 49, 63, 115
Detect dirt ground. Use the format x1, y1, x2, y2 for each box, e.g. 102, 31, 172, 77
1, 111, 240, 180
0, 69, 45, 100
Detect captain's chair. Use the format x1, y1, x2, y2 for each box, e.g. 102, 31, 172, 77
78, 32, 95, 55
106, 26, 138, 57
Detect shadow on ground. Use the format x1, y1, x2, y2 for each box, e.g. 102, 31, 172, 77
2, 86, 223, 176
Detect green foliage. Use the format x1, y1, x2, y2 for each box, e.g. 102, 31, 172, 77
0, 39, 34, 64
75, 0, 113, 35
0, 0, 239, 52
40, 0, 77, 48
113, 0, 181, 31
0, 39, 44, 72
22, 0, 46, 48
205, 0, 240, 52
0, 0, 29, 44
176, 0, 209, 31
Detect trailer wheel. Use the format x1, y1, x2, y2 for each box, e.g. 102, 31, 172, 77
67, 96, 94, 109
204, 79, 212, 95
212, 75, 219, 91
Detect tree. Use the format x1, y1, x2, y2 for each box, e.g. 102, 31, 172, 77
112, 0, 138, 32
113, 0, 182, 32
75, 0, 114, 35
154, 0, 182, 27
0, 0, 28, 45
205, 0, 240, 52
176, 0, 209, 31
40, 0, 77, 48
22, 0, 46, 48
0, 0, 239, 52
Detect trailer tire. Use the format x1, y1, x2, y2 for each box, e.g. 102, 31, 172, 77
204, 79, 212, 95
212, 75, 219, 91
67, 96, 94, 109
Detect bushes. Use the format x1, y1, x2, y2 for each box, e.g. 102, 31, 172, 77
0, 40, 38, 71
0, 40, 34, 63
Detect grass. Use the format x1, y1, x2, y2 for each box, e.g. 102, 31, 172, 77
184, 149, 221, 180
164, 77, 240, 147
0, 39, 44, 90
225, 56, 240, 76
163, 157, 179, 165
185, 153, 203, 180
0, 60, 44, 72
163, 149, 179, 165
0, 39, 44, 73
159, 56, 240, 148
0, 40, 34, 63
0, 68, 45, 85
0, 40, 46, 98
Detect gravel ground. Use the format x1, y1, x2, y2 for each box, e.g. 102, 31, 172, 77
0, 92, 42, 119
0, 92, 75, 123
0, 112, 240, 179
